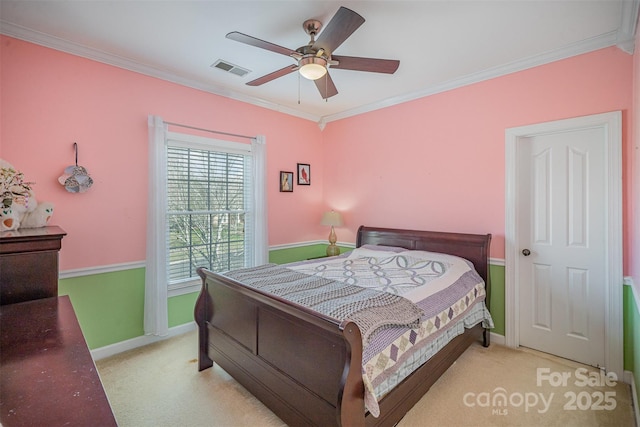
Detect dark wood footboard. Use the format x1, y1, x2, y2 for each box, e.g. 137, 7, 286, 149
194, 269, 365, 426
194, 226, 492, 427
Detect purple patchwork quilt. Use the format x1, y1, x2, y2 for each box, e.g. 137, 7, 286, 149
287, 246, 493, 416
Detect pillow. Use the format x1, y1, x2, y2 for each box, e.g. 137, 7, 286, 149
358, 244, 405, 253
347, 245, 405, 260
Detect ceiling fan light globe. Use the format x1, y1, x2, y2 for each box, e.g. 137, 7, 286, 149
299, 57, 327, 80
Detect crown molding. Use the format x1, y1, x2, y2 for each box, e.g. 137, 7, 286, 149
322, 29, 621, 124
616, 0, 640, 54
0, 20, 322, 123
1, 18, 634, 128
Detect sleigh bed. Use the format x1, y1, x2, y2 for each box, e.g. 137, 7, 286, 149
194, 225, 492, 426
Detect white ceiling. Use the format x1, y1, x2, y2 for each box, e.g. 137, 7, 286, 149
1, 1, 638, 125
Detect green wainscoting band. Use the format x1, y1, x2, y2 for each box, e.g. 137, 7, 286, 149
168, 292, 199, 327
60, 268, 200, 350
623, 284, 640, 409
59, 268, 146, 349
488, 264, 505, 336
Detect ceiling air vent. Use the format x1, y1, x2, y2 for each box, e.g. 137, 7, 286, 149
211, 60, 250, 77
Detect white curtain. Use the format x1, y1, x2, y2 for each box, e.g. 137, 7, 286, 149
252, 135, 268, 265
144, 115, 169, 336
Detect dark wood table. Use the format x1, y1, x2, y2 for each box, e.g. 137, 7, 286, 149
0, 296, 117, 426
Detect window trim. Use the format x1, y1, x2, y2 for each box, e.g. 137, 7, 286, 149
146, 115, 267, 337
166, 131, 252, 155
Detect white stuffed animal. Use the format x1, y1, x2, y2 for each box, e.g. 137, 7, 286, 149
1, 206, 19, 231
20, 202, 54, 228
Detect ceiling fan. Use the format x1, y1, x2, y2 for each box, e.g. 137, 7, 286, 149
226, 6, 400, 99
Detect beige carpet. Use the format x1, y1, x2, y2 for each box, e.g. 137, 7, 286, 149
96, 331, 635, 427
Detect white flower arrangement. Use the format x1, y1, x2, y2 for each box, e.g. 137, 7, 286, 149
1, 165, 34, 209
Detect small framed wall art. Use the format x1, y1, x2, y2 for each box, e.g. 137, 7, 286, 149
297, 163, 310, 185
279, 171, 293, 192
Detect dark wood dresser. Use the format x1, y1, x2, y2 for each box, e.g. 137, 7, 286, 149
0, 296, 117, 426
0, 226, 66, 305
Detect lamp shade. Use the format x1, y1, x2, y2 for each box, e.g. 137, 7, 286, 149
320, 210, 343, 227
299, 56, 328, 80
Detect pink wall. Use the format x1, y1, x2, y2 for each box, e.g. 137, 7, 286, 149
1, 36, 325, 270
323, 47, 633, 264
1, 36, 636, 274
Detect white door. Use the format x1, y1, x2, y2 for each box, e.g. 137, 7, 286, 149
505, 111, 623, 376
517, 128, 606, 367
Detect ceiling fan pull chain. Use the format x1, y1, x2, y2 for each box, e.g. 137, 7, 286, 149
298, 71, 301, 104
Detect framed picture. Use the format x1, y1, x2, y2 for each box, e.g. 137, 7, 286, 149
297, 163, 311, 185
279, 171, 293, 192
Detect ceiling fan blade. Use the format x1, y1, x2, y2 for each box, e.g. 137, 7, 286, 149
247, 65, 298, 86
331, 55, 400, 74
226, 31, 298, 57
313, 7, 365, 55
314, 72, 338, 99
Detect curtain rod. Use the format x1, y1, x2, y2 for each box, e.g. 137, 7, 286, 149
164, 121, 255, 141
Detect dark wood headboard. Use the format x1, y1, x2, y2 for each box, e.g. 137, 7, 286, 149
356, 225, 492, 303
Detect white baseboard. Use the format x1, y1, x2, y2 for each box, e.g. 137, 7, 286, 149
91, 321, 197, 361
490, 332, 505, 346
625, 370, 640, 427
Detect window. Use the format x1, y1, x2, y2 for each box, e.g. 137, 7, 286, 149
164, 133, 256, 295
146, 116, 267, 336
166, 143, 253, 291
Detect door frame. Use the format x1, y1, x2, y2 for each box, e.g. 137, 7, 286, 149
504, 111, 623, 377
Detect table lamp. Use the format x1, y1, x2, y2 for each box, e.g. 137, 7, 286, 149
320, 210, 343, 256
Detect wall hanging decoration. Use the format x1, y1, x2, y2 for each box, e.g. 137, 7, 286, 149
58, 142, 93, 193
279, 171, 293, 192
297, 163, 310, 185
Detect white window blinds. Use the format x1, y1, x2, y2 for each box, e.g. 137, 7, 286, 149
165, 134, 253, 289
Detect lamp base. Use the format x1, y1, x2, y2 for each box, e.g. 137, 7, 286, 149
326, 244, 340, 257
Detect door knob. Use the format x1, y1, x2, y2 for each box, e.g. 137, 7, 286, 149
522, 249, 531, 256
